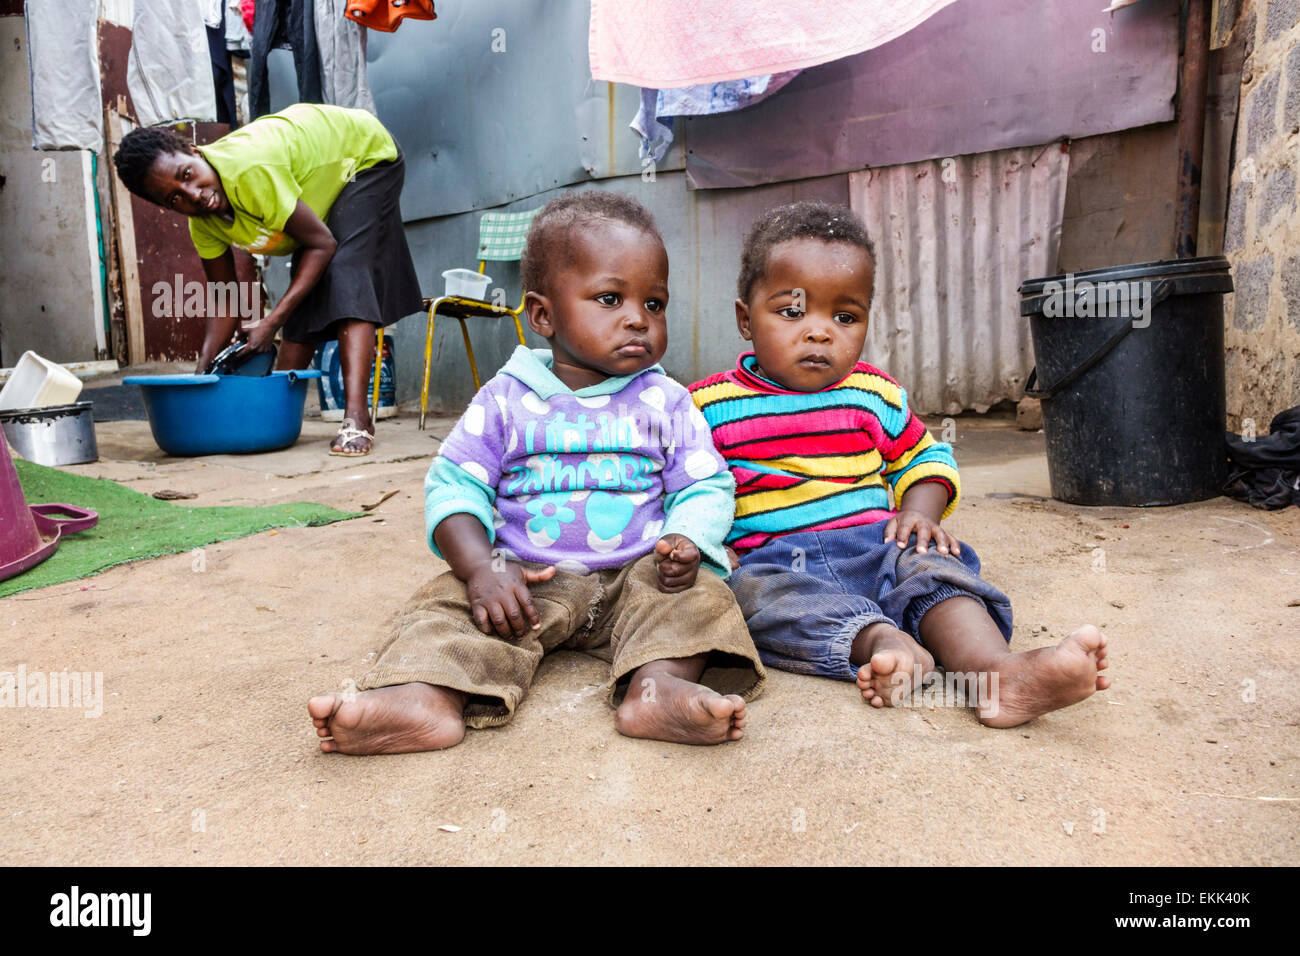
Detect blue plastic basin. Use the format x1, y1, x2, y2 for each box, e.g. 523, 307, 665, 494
123, 370, 322, 456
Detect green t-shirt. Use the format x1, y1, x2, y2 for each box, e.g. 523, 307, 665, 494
189, 104, 397, 259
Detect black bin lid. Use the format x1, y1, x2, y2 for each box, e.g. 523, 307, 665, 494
1019, 256, 1233, 315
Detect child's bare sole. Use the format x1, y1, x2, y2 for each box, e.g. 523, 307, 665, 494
308, 683, 465, 754
615, 673, 747, 745
855, 624, 936, 707
978, 625, 1110, 728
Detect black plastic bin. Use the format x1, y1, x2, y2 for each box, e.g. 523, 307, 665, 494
1020, 256, 1233, 507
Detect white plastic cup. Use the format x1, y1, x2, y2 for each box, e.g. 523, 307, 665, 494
442, 268, 493, 300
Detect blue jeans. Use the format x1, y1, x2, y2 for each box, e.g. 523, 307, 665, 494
727, 520, 1013, 680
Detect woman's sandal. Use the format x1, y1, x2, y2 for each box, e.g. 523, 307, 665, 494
329, 418, 374, 457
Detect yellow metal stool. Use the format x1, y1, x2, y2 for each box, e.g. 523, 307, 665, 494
371, 326, 384, 423
419, 208, 540, 429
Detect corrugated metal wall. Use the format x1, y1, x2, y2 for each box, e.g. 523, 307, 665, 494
849, 145, 1070, 414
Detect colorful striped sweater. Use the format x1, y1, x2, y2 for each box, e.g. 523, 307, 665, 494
689, 353, 960, 551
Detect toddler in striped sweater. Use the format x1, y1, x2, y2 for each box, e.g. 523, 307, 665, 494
689, 202, 1109, 727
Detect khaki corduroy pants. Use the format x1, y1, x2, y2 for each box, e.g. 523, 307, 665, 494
357, 552, 767, 728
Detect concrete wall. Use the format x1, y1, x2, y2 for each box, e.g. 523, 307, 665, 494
0, 14, 105, 367
1222, 0, 1300, 430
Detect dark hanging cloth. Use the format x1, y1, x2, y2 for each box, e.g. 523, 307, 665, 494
207, 2, 238, 127
1223, 406, 1300, 509
248, 0, 323, 120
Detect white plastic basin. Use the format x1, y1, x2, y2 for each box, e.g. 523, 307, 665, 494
0, 352, 84, 411
442, 268, 493, 301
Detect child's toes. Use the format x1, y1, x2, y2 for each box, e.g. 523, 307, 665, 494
703, 694, 738, 722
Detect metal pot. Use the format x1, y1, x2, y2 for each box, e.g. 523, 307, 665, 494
0, 401, 98, 466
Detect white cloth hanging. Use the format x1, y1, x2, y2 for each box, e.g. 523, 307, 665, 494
25, 0, 104, 150
127, 0, 218, 126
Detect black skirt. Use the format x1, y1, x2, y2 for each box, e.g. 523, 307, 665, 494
282, 148, 424, 344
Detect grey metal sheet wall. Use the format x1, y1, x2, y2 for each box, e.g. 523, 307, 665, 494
850, 145, 1070, 415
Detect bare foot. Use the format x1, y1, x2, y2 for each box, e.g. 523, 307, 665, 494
614, 669, 747, 745
854, 622, 936, 707
977, 625, 1110, 728
307, 682, 466, 754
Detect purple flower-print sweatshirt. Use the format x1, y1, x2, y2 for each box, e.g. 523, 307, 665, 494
424, 346, 735, 576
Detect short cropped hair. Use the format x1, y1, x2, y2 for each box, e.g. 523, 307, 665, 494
737, 201, 877, 303
112, 126, 193, 200
520, 191, 662, 296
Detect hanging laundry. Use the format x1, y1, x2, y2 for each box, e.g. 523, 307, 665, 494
248, 0, 324, 119
201, 0, 224, 27
589, 0, 958, 89
128, 0, 218, 126
227, 0, 254, 53
207, 0, 239, 126
25, 0, 103, 150
315, 0, 377, 113
345, 0, 436, 33
631, 72, 801, 164
225, 0, 254, 126
631, 89, 672, 166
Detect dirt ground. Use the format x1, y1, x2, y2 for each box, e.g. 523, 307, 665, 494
2, 399, 1297, 866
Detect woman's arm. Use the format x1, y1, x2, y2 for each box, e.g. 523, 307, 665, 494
197, 250, 240, 372
245, 200, 338, 351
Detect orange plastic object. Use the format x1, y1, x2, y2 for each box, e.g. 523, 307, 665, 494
345, 0, 436, 32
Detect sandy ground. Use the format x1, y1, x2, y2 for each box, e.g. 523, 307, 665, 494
2, 404, 1297, 866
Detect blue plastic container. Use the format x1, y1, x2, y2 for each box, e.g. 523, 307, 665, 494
314, 339, 397, 420
123, 370, 322, 456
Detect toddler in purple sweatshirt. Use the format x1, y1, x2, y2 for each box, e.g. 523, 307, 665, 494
309, 192, 765, 754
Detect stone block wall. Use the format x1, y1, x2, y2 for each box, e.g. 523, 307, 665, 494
1222, 0, 1300, 431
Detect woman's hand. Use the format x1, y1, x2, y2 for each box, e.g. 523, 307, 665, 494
243, 316, 280, 353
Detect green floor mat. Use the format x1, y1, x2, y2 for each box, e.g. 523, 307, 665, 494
2, 460, 363, 597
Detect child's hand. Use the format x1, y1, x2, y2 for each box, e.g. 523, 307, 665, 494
464, 561, 556, 638
725, 546, 740, 571
883, 510, 962, 556
654, 534, 700, 593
